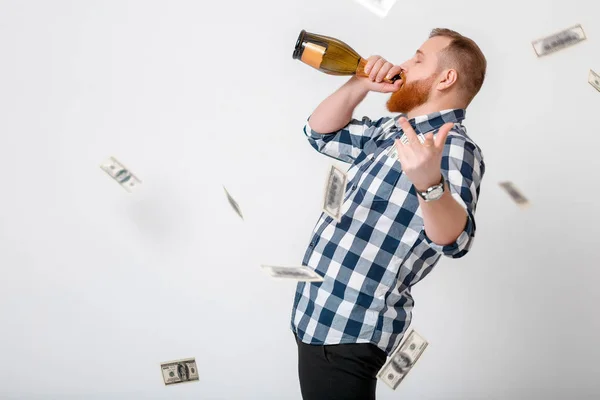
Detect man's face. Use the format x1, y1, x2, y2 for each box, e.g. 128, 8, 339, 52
386, 36, 451, 113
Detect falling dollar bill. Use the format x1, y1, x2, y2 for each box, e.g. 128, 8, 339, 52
589, 69, 600, 92
499, 181, 529, 208
377, 329, 429, 390
387, 145, 399, 160
354, 0, 398, 18
261, 265, 324, 282
160, 358, 199, 386
399, 132, 425, 146
223, 186, 244, 220
100, 156, 141, 192
388, 133, 425, 160
532, 24, 586, 57
380, 118, 398, 141
322, 165, 347, 223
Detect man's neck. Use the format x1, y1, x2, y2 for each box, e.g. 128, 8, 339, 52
406, 99, 465, 119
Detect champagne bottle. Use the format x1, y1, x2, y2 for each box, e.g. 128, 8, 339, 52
293, 29, 403, 83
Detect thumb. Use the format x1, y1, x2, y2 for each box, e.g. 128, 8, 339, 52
423, 132, 435, 147
378, 80, 402, 93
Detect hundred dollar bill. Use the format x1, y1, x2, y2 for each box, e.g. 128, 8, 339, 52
161, 358, 199, 386
223, 186, 244, 220
354, 0, 398, 18
388, 133, 425, 160
387, 145, 399, 160
100, 156, 141, 192
399, 132, 425, 145
532, 24, 586, 57
261, 265, 324, 282
322, 165, 347, 223
589, 69, 600, 92
380, 118, 398, 141
377, 329, 429, 390
499, 181, 529, 208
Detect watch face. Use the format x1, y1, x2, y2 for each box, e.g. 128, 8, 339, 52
427, 186, 444, 200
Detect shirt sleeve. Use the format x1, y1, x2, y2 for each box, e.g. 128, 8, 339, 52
303, 115, 393, 163
422, 131, 485, 258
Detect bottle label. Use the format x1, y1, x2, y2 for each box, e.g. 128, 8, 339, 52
301, 42, 326, 69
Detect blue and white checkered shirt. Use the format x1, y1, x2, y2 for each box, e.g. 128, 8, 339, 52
290, 109, 485, 355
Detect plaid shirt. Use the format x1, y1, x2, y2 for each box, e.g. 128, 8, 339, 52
290, 109, 485, 355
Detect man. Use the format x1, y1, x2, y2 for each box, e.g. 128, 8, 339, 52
291, 28, 487, 400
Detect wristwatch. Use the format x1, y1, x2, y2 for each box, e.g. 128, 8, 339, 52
416, 175, 445, 202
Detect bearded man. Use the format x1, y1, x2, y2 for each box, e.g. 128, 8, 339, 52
290, 28, 487, 400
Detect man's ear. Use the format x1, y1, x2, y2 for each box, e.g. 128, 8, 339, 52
437, 69, 458, 91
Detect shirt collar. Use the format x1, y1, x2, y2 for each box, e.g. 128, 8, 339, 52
393, 108, 466, 134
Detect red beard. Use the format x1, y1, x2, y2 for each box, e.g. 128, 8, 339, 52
386, 73, 437, 114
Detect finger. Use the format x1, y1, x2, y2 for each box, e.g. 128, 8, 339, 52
434, 122, 454, 149
376, 62, 393, 83
364, 55, 381, 75
385, 65, 403, 82
393, 139, 404, 159
392, 78, 403, 90
379, 80, 403, 93
394, 139, 409, 164
369, 58, 386, 81
398, 117, 419, 146
422, 132, 434, 148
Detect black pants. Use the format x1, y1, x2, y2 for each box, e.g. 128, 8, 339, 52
295, 333, 388, 400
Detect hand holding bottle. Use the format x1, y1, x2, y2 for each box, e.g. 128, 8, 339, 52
293, 30, 404, 93
357, 55, 404, 93
292, 30, 406, 134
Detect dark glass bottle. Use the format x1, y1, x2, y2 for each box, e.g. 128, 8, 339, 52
293, 30, 403, 83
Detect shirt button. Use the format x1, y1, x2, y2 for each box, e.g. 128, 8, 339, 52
352, 185, 357, 190
309, 242, 315, 248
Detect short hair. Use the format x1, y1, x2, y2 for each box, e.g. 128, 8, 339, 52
429, 28, 487, 107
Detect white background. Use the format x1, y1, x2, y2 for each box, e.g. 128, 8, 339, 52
0, 0, 599, 399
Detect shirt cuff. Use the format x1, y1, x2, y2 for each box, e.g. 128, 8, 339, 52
304, 119, 323, 140
422, 208, 475, 258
